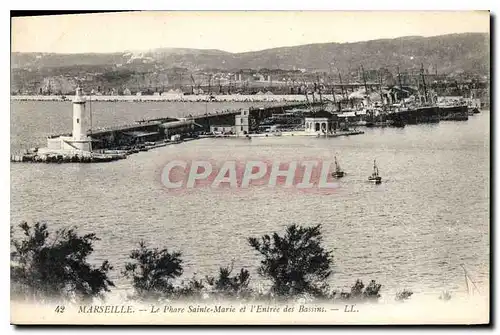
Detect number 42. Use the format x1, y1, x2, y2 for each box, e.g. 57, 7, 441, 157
55, 306, 65, 313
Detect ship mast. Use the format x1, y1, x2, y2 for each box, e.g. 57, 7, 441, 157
420, 63, 428, 104
328, 64, 337, 106
317, 75, 323, 106
301, 77, 313, 111
338, 71, 345, 101
361, 65, 368, 95
378, 70, 384, 105
331, 82, 336, 104
397, 66, 403, 103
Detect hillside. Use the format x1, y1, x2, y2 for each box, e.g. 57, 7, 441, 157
232, 33, 490, 75
12, 33, 489, 73
11, 33, 490, 94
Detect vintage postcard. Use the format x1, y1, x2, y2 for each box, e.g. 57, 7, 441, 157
10, 10, 490, 325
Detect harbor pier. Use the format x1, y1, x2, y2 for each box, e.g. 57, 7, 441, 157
11, 92, 324, 163
88, 102, 319, 150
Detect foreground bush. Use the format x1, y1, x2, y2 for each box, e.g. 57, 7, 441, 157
248, 224, 334, 299
206, 265, 252, 300
123, 241, 183, 301
10, 222, 114, 303
332, 280, 382, 302
172, 264, 253, 302
395, 289, 413, 302
11, 221, 384, 304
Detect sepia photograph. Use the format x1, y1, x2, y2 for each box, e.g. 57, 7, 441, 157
9, 10, 490, 325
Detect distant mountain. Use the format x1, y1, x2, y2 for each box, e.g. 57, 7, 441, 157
232, 33, 490, 75
11, 48, 233, 70
11, 33, 489, 75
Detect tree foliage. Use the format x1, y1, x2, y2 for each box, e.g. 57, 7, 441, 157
173, 265, 252, 302
10, 222, 114, 303
206, 264, 252, 300
123, 241, 183, 301
11, 221, 387, 304
339, 280, 382, 302
174, 276, 206, 301
395, 289, 413, 302
248, 224, 333, 298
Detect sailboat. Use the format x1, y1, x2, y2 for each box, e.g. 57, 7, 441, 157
368, 159, 382, 184
332, 156, 345, 178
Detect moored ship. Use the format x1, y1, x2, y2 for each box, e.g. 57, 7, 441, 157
437, 96, 469, 121
438, 104, 469, 121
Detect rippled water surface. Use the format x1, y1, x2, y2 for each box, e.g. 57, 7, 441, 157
10, 101, 490, 297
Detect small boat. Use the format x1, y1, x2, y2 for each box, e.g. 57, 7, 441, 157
332, 156, 345, 178
368, 159, 382, 184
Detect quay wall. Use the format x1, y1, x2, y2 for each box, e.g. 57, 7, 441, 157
79, 102, 316, 150
10, 94, 337, 103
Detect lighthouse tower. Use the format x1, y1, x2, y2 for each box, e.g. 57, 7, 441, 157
72, 87, 91, 151
45, 87, 92, 152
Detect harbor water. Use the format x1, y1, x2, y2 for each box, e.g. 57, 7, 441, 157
10, 101, 490, 299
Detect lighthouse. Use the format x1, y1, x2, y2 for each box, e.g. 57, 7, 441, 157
71, 87, 91, 151
45, 87, 92, 153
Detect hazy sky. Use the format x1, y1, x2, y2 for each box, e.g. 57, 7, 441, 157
12, 11, 490, 54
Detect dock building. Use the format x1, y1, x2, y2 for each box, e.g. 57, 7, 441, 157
304, 110, 339, 134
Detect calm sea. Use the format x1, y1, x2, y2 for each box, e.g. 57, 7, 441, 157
10, 101, 490, 299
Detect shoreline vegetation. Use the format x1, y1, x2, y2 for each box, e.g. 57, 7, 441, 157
11, 221, 424, 306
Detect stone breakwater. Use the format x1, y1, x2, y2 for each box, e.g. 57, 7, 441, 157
10, 150, 127, 163
10, 138, 199, 164
11, 94, 338, 103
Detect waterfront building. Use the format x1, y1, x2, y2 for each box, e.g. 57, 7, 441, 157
303, 110, 338, 134
235, 109, 250, 135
